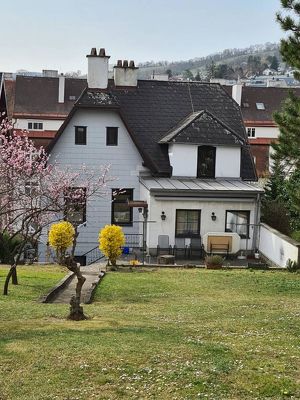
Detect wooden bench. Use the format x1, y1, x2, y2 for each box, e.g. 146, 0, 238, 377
210, 243, 230, 257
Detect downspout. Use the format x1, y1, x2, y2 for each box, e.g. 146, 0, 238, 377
253, 193, 261, 251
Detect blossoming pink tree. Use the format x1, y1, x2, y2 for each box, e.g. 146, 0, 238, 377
0, 118, 111, 302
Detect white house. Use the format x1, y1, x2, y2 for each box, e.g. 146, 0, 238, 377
44, 48, 263, 264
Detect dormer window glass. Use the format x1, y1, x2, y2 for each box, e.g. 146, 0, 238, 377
197, 146, 216, 179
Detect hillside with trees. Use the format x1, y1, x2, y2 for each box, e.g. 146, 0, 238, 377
138, 42, 283, 80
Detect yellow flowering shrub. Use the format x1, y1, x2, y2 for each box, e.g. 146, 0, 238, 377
98, 225, 125, 266
48, 221, 75, 263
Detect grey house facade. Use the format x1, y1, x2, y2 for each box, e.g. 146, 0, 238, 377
44, 48, 263, 263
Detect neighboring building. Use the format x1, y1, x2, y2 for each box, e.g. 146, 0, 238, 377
150, 73, 169, 81
225, 83, 300, 177
4, 75, 86, 147
243, 74, 299, 88
41, 48, 262, 263
0, 73, 8, 119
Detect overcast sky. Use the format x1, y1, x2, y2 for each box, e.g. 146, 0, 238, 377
1, 0, 284, 73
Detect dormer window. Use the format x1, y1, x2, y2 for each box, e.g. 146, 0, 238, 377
197, 146, 216, 179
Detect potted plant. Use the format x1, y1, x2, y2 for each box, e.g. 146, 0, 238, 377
205, 255, 224, 270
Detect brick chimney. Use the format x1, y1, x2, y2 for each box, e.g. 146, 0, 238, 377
114, 60, 138, 87
86, 48, 110, 89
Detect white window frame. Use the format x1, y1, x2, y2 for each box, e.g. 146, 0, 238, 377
28, 121, 44, 131
247, 127, 256, 138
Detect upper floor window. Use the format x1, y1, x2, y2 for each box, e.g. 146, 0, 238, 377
175, 209, 201, 238
111, 189, 133, 226
197, 146, 216, 178
225, 210, 250, 239
75, 126, 87, 145
247, 127, 256, 137
106, 127, 118, 146
28, 122, 43, 130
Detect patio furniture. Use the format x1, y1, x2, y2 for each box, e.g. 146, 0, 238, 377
208, 235, 232, 258
157, 235, 172, 256
173, 238, 188, 258
189, 237, 203, 259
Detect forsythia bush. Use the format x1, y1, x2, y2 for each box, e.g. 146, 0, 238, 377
99, 225, 125, 266
48, 221, 75, 263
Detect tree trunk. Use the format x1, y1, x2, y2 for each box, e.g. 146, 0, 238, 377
12, 267, 18, 285
3, 264, 17, 295
63, 256, 87, 320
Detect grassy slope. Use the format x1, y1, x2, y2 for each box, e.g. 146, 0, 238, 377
0, 266, 299, 399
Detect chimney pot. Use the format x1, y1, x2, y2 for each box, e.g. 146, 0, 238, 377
90, 47, 97, 56
99, 48, 106, 57
129, 60, 135, 68
117, 60, 122, 67
123, 60, 129, 68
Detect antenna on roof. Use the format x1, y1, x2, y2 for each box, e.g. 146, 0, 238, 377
187, 81, 195, 113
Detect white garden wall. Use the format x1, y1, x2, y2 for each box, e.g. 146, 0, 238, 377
259, 223, 300, 268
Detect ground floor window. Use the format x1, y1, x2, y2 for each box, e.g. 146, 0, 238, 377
225, 210, 250, 239
64, 187, 86, 225
112, 189, 133, 226
175, 209, 201, 237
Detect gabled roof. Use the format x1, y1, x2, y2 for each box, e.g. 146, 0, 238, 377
159, 109, 245, 145
77, 88, 120, 109
49, 80, 257, 181
223, 86, 300, 125
12, 75, 87, 118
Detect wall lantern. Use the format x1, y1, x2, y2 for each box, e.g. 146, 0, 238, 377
211, 212, 217, 221
161, 211, 166, 221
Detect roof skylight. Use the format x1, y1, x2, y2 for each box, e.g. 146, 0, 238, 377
256, 102, 265, 110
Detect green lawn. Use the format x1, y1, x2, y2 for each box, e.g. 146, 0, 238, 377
0, 266, 300, 399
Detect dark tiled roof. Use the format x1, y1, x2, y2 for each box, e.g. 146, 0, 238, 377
50, 80, 256, 181
159, 110, 245, 145
223, 85, 300, 124
78, 89, 119, 108
13, 75, 87, 117
4, 80, 15, 119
